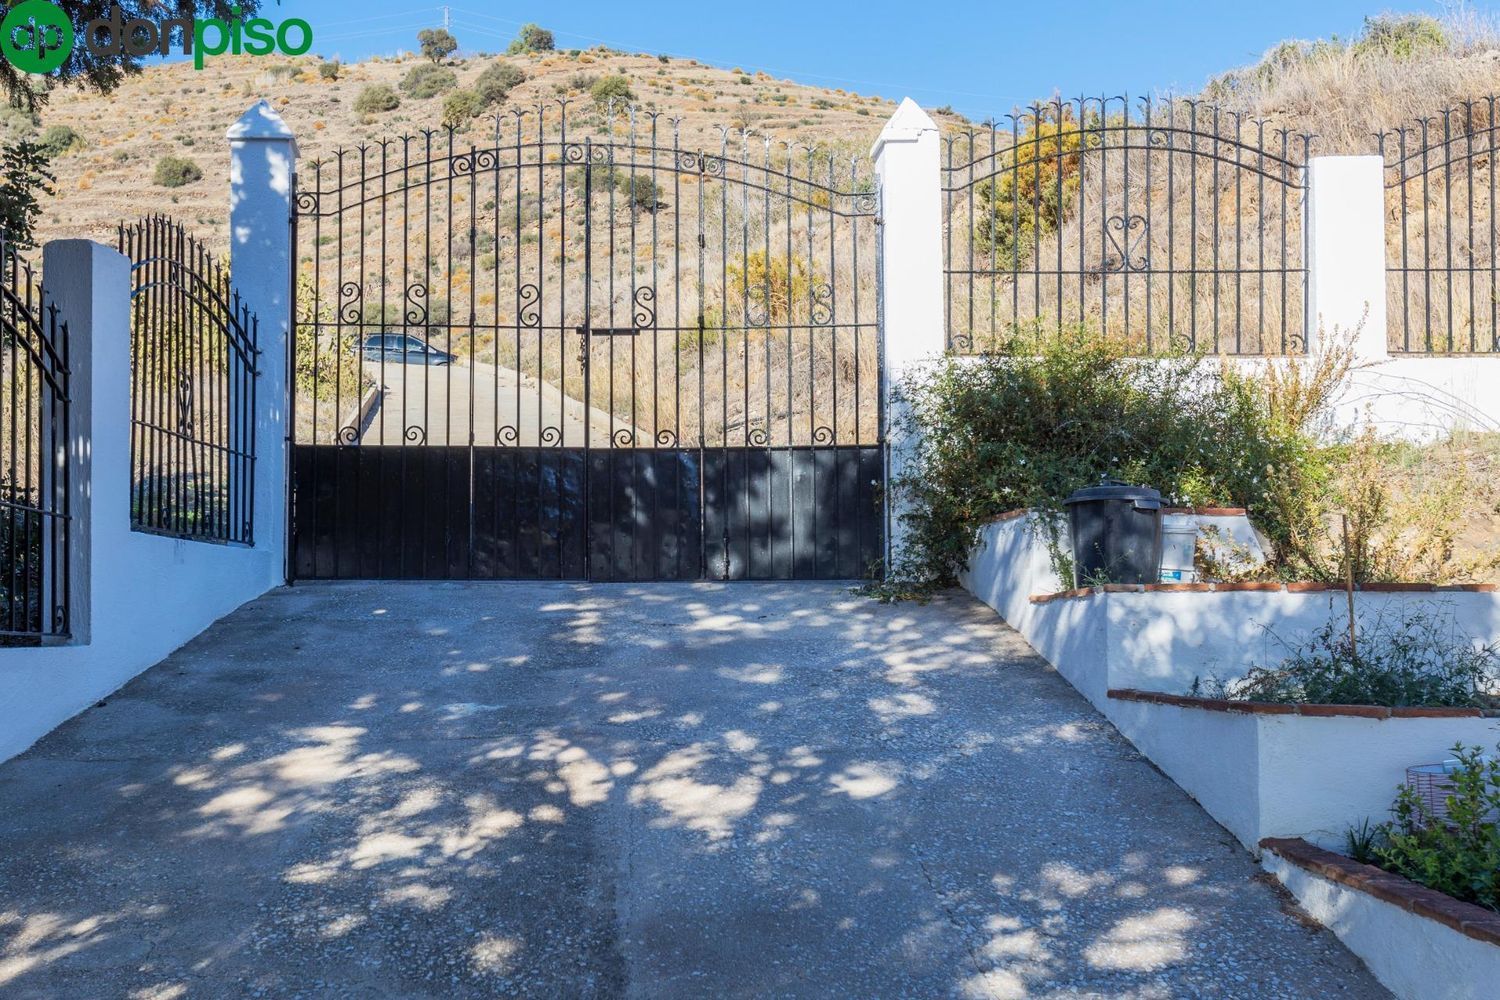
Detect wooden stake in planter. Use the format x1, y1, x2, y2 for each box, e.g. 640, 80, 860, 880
1342, 513, 1357, 665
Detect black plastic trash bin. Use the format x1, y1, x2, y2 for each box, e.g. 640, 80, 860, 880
1063, 480, 1164, 587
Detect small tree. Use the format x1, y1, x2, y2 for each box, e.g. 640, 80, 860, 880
354, 84, 401, 115
442, 90, 485, 129
590, 74, 634, 108
507, 23, 555, 55
418, 27, 459, 63
474, 61, 526, 106
153, 155, 202, 188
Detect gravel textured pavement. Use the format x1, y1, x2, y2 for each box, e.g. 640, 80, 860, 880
0, 582, 1388, 998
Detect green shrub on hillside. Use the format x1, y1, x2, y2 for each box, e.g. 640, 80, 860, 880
38, 124, 81, 157
618, 174, 662, 212
353, 84, 400, 115
974, 105, 1084, 268
153, 155, 202, 188
474, 61, 526, 106
0, 105, 39, 141
401, 64, 457, 99
318, 61, 341, 81
590, 74, 634, 108
507, 23, 555, 55
442, 89, 485, 128
1354, 14, 1447, 60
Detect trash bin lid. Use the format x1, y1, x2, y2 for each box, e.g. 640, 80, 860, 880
1063, 479, 1164, 506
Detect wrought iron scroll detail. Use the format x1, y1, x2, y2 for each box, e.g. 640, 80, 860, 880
1102, 215, 1149, 273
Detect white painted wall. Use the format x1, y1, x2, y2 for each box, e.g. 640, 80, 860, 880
0, 241, 286, 761
1263, 850, 1500, 1000
872, 99, 945, 571
1305, 156, 1388, 360
962, 514, 1500, 849
1105, 697, 1264, 847
1111, 699, 1499, 850
961, 513, 1500, 699
0, 105, 297, 763
1258, 712, 1500, 848
1338, 356, 1500, 441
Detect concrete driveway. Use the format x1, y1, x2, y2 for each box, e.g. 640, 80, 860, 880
0, 583, 1385, 998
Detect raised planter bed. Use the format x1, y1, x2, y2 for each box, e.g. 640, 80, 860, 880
957, 512, 1500, 853
1261, 837, 1500, 1000
1103, 690, 1500, 851
960, 512, 1500, 702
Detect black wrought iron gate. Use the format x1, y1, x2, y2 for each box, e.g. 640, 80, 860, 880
289, 105, 883, 582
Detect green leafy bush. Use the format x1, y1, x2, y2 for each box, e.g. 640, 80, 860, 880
474, 61, 526, 106
619, 174, 662, 212
1354, 744, 1500, 912
0, 105, 39, 141
887, 327, 1340, 587
318, 61, 341, 81
1354, 14, 1447, 61
566, 165, 661, 212
507, 23, 555, 55
401, 63, 457, 99
353, 84, 400, 115
590, 74, 634, 108
153, 155, 202, 188
38, 124, 80, 157
1201, 607, 1500, 708
442, 89, 485, 128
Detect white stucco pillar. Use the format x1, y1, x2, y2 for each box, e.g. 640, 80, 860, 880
872, 98, 945, 573
42, 240, 132, 643
227, 101, 297, 583
1304, 156, 1388, 361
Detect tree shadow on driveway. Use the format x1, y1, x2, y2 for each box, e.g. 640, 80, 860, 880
0, 583, 1387, 998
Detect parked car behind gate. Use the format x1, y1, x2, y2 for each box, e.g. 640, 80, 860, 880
357, 334, 456, 366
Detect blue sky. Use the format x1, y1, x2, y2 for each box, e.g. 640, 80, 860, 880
290, 1, 1461, 118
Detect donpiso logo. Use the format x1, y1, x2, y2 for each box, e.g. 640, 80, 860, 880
1, 2, 312, 73
1, 0, 73, 74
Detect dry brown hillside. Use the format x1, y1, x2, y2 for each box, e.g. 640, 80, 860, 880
24, 46, 904, 255
27, 11, 1500, 252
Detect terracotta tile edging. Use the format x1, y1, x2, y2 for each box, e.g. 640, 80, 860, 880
1260, 837, 1500, 948
1105, 688, 1489, 719
1026, 580, 1498, 603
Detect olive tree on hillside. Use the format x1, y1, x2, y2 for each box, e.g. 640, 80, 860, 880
507, 24, 555, 55
418, 27, 459, 63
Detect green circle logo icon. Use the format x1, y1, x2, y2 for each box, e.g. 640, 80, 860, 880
1, 1, 73, 75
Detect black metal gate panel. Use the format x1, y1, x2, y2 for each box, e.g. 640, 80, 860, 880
291, 104, 882, 581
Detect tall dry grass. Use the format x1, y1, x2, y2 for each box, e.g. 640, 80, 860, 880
945, 9, 1500, 356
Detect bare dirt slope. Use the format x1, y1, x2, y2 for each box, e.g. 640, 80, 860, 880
26, 47, 910, 255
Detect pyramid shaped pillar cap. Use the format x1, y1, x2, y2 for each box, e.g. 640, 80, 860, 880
227, 101, 298, 155
870, 98, 938, 159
